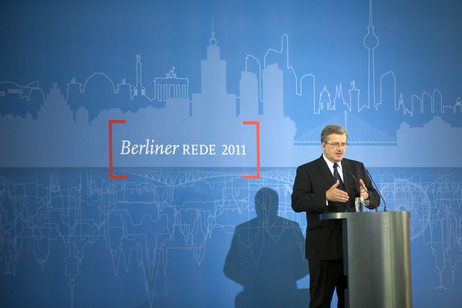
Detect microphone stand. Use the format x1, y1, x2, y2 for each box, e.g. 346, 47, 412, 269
366, 169, 387, 212
348, 169, 387, 212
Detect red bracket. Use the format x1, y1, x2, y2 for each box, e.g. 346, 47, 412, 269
108, 120, 128, 180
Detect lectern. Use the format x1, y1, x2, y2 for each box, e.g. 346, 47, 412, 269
320, 212, 412, 308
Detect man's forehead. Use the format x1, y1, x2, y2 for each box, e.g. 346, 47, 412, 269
327, 133, 347, 140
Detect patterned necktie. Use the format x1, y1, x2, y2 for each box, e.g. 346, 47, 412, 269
333, 163, 345, 191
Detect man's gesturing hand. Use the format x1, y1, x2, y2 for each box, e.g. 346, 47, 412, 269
326, 180, 349, 203
359, 179, 369, 200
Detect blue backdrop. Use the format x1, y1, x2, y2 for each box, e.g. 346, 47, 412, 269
1, 0, 462, 307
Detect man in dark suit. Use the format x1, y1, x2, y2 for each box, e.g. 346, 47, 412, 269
291, 125, 380, 308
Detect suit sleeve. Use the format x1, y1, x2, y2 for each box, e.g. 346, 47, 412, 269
291, 165, 330, 213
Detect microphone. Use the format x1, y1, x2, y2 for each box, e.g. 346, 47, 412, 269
348, 171, 370, 211
348, 170, 386, 212
348, 171, 368, 194
366, 169, 387, 212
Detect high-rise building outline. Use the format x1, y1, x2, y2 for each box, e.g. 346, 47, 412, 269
363, 0, 379, 111
133, 54, 146, 97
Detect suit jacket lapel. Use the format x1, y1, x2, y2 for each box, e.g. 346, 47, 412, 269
315, 155, 335, 185
342, 159, 354, 194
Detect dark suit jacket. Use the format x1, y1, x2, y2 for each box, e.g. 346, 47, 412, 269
291, 155, 380, 260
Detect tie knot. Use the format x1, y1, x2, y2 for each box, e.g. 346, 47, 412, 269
334, 163, 339, 169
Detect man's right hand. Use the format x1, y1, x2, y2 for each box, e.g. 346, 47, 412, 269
326, 180, 349, 202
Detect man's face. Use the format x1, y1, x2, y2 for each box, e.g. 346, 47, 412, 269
322, 133, 347, 163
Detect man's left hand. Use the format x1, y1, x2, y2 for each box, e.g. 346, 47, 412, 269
359, 179, 369, 200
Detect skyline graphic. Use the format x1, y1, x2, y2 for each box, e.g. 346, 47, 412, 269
0, 0, 462, 308
1, 1, 462, 168
1, 1, 462, 307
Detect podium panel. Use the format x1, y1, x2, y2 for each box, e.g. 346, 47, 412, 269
320, 212, 412, 308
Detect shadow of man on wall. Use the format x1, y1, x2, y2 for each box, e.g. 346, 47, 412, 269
224, 187, 309, 307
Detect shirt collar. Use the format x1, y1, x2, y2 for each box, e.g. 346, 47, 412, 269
323, 154, 342, 171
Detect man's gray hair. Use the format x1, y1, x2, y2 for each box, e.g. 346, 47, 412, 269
321, 125, 348, 143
